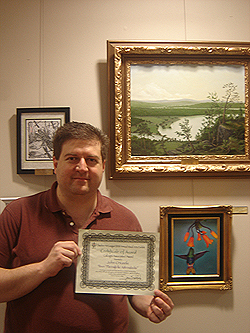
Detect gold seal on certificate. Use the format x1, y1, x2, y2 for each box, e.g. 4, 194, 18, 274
75, 230, 159, 295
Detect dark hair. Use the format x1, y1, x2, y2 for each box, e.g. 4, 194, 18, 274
53, 121, 110, 161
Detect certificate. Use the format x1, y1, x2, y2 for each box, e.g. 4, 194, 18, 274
75, 230, 159, 295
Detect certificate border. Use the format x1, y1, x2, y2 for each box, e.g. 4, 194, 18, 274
79, 231, 158, 292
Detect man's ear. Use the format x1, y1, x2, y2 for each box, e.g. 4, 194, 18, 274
102, 160, 106, 172
53, 156, 58, 174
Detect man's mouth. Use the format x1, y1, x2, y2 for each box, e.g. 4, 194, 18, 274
73, 177, 89, 181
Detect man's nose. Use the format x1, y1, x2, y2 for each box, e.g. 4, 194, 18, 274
77, 158, 88, 171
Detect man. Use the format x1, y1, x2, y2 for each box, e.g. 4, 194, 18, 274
0, 122, 174, 332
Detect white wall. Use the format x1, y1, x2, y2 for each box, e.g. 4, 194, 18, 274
1, 0, 250, 332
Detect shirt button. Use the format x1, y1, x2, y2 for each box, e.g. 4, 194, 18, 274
69, 221, 75, 227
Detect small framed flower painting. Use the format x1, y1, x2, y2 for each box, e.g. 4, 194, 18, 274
160, 205, 232, 291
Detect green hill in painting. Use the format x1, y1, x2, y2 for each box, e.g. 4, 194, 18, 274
131, 99, 244, 117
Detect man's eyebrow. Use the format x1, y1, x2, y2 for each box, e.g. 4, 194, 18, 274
64, 153, 101, 159
87, 154, 101, 160
64, 153, 78, 157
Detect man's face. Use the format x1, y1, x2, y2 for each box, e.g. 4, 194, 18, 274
53, 139, 105, 197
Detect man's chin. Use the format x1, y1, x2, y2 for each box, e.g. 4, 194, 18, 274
73, 188, 90, 195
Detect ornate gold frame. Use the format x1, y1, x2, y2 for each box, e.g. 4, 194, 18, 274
159, 205, 232, 291
107, 41, 250, 179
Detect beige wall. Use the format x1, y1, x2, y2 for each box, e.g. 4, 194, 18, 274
1, 0, 250, 332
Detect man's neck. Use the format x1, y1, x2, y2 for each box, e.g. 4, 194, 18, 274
56, 188, 97, 228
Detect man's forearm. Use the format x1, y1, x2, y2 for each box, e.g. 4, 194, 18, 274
128, 295, 150, 317
0, 263, 48, 303
0, 240, 81, 303
128, 290, 174, 323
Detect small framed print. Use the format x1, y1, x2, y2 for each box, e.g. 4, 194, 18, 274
17, 107, 70, 174
160, 205, 232, 291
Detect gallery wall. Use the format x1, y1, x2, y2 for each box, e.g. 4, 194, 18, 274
1, 1, 250, 332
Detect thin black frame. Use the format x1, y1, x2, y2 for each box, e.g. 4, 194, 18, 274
17, 107, 70, 174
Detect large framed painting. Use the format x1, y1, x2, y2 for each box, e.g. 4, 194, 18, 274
107, 41, 250, 179
159, 205, 232, 291
17, 107, 70, 174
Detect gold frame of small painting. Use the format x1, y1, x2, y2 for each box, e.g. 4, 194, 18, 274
159, 205, 232, 291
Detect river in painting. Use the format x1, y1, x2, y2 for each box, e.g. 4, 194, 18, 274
158, 115, 205, 140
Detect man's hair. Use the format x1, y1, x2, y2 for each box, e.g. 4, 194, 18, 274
53, 121, 110, 161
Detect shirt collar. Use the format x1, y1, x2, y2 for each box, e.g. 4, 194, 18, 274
45, 181, 112, 216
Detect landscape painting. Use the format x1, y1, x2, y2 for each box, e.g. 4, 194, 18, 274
130, 63, 245, 157
108, 41, 250, 178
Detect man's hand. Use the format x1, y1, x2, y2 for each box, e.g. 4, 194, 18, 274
129, 289, 174, 323
41, 241, 81, 278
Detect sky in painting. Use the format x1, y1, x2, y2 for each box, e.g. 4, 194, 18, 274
131, 64, 245, 102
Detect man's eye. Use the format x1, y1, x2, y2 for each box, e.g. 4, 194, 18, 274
67, 157, 77, 162
86, 158, 97, 165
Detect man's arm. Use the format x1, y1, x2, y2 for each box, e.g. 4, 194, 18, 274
128, 289, 174, 323
0, 241, 81, 303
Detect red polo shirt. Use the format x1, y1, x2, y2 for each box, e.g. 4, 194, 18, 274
0, 182, 142, 333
